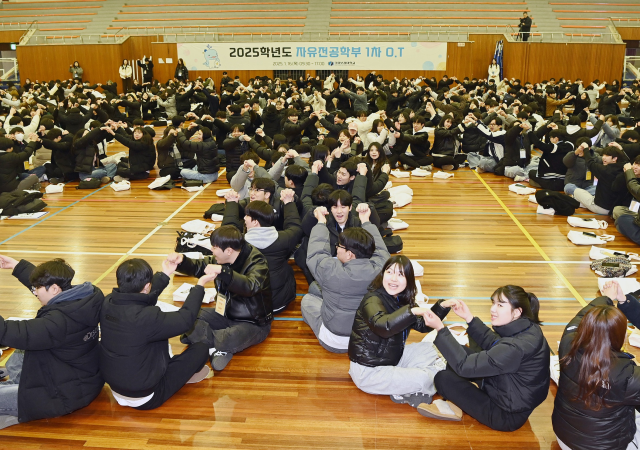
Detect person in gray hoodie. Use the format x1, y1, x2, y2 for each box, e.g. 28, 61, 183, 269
340, 86, 369, 113
222, 188, 303, 312
302, 203, 389, 353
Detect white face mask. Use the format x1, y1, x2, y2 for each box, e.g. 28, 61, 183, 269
15, 133, 24, 142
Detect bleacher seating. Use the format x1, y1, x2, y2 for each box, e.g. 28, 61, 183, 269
552, 0, 640, 31
0, 1, 100, 36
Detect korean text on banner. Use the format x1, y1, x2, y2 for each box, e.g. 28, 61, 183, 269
177, 42, 447, 71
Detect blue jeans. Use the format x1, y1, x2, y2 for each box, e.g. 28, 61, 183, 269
79, 163, 117, 181
616, 215, 640, 246
565, 183, 596, 196
18, 166, 47, 180
180, 167, 219, 183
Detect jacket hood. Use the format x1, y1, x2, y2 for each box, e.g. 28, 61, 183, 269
109, 288, 159, 307
245, 226, 279, 249
566, 124, 581, 134
493, 317, 534, 338
42, 282, 103, 327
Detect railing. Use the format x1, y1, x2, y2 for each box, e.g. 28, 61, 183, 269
0, 58, 19, 81
25, 34, 128, 45
17, 20, 636, 45
505, 24, 620, 43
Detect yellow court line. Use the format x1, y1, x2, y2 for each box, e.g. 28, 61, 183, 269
93, 181, 213, 285
473, 171, 588, 307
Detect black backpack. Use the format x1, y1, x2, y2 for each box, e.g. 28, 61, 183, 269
535, 189, 580, 216
383, 235, 403, 254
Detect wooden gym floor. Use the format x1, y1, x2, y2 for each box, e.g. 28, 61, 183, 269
0, 134, 636, 449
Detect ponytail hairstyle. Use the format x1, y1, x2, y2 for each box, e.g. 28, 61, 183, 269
560, 305, 627, 410
491, 285, 541, 324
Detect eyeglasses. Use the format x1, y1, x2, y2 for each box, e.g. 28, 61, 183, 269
31, 286, 38, 296
336, 243, 348, 251
249, 188, 265, 193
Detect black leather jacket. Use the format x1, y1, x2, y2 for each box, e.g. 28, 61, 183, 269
177, 242, 273, 325
348, 288, 450, 367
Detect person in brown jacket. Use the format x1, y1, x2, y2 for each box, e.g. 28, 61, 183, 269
546, 90, 574, 118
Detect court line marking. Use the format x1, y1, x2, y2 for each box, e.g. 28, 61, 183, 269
473, 171, 588, 307
0, 249, 606, 265
93, 182, 214, 285
0, 184, 112, 246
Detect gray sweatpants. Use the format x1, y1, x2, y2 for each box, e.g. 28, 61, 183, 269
300, 288, 348, 354
0, 350, 24, 428
349, 341, 446, 396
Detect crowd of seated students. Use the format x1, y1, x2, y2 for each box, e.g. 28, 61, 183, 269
3, 69, 640, 448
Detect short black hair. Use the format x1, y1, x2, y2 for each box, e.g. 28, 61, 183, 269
549, 130, 563, 140
575, 137, 592, 148
284, 164, 308, 187
251, 177, 276, 197
311, 183, 334, 206
328, 189, 353, 209
603, 147, 623, 160
339, 227, 375, 259
335, 111, 346, 121
46, 128, 63, 140
240, 151, 260, 165
245, 200, 276, 227
230, 123, 245, 133
210, 225, 244, 251
30, 258, 75, 291
340, 159, 358, 177
116, 258, 153, 294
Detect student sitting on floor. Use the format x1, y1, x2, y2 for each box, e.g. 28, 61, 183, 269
0, 255, 104, 429
171, 225, 273, 371
177, 124, 220, 183
100, 258, 214, 410
222, 188, 303, 313
574, 145, 625, 215
553, 281, 640, 450
420, 285, 550, 430
301, 203, 389, 353
528, 128, 574, 191
0, 136, 39, 193
349, 255, 452, 408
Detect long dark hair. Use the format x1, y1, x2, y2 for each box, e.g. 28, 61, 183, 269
491, 285, 541, 324
560, 305, 627, 410
369, 255, 417, 306
364, 142, 388, 178
133, 126, 153, 146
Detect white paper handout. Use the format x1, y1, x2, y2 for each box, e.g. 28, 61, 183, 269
172, 282, 217, 304
598, 277, 640, 295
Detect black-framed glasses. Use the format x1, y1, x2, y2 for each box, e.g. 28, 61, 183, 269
249, 188, 265, 193
336, 243, 348, 251
31, 286, 38, 296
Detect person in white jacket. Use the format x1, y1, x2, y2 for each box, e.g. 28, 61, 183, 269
323, 73, 336, 91
346, 111, 382, 149
119, 60, 133, 94
488, 59, 500, 85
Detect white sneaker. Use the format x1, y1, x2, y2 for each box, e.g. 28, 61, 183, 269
514, 175, 528, 182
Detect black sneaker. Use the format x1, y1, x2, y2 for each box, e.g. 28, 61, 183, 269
49, 178, 61, 185
390, 392, 433, 408
211, 350, 233, 371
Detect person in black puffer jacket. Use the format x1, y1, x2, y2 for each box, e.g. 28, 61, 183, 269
171, 226, 273, 371
348, 255, 452, 408
0, 255, 104, 428
108, 125, 156, 181
0, 137, 39, 193
223, 124, 251, 182
553, 284, 640, 450
177, 125, 219, 183
38, 129, 78, 182
73, 125, 116, 182
420, 285, 550, 431
100, 258, 213, 410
